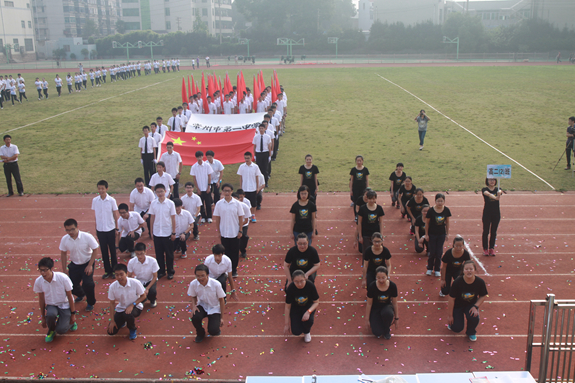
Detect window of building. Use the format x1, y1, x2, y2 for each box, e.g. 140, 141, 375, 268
4, 1, 14, 6
21, 20, 25, 28
122, 8, 139, 16
24, 38, 33, 51
12, 38, 19, 49
121, 0, 138, 2
28, 21, 32, 28
165, 7, 170, 16
202, 8, 207, 16
192, 8, 196, 15
166, 20, 171, 29
124, 21, 140, 30
63, 44, 70, 52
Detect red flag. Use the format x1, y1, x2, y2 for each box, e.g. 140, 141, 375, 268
274, 70, 281, 95
181, 77, 187, 104
271, 75, 277, 103
259, 70, 265, 91
187, 76, 192, 102
201, 73, 209, 114
253, 75, 258, 113
159, 130, 255, 165
208, 75, 215, 100
219, 77, 224, 112
191, 74, 196, 95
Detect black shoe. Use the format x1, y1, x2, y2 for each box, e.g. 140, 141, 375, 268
195, 333, 205, 343
102, 273, 113, 279
240, 252, 247, 258
74, 295, 85, 303
6, 193, 14, 197
383, 332, 391, 340
167, 274, 174, 280
256, 205, 261, 210
157, 272, 166, 280
18, 192, 24, 196
232, 272, 238, 278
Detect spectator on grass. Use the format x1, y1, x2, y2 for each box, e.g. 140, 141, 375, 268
361, 233, 392, 289
149, 184, 177, 280
439, 236, 470, 297
1, 134, 24, 196
107, 264, 146, 340
424, 193, 451, 277
349, 155, 370, 211
34, 257, 77, 343
188, 264, 226, 343
564, 116, 575, 170
59, 218, 99, 312
204, 244, 239, 300
447, 260, 488, 342
406, 188, 429, 236
284, 270, 320, 343
389, 163, 406, 209
92, 180, 120, 279
415, 109, 430, 150
290, 186, 317, 246
482, 178, 503, 256
127, 242, 159, 308
356, 189, 385, 252
299, 154, 319, 204
365, 266, 398, 339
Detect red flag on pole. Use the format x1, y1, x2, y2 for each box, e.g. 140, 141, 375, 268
259, 70, 265, 91
191, 74, 196, 95
201, 73, 209, 114
274, 70, 281, 95
159, 130, 255, 165
181, 77, 187, 104
219, 77, 224, 113
271, 75, 277, 103
187, 76, 192, 102
208, 75, 215, 100
253, 75, 258, 113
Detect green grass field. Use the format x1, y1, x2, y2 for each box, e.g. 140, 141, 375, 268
1, 65, 574, 195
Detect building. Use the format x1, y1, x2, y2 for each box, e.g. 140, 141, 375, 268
371, 0, 445, 26
32, 0, 118, 57
357, 0, 374, 32
444, 0, 532, 29
532, 0, 575, 31
0, 0, 36, 62
120, 0, 233, 37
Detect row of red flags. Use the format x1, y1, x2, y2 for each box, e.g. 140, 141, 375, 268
181, 70, 282, 113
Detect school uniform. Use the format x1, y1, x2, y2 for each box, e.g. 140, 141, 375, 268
33, 272, 74, 334
148, 198, 176, 277
42, 80, 49, 98
35, 80, 43, 99
190, 162, 215, 220
129, 186, 155, 236
117, 211, 144, 253
92, 194, 119, 275
59, 231, 99, 306
181, 193, 202, 238
204, 254, 233, 292
127, 256, 159, 304
167, 115, 183, 132
139, 135, 158, 186
0, 143, 24, 195
174, 208, 194, 255
159, 151, 182, 199
253, 133, 272, 186
213, 198, 244, 275
107, 278, 145, 334
149, 172, 175, 199
188, 278, 226, 337
207, 158, 224, 204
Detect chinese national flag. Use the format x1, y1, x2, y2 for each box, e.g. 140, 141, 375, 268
159, 130, 254, 165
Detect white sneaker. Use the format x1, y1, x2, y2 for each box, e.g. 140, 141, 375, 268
435, 271, 441, 277
207, 218, 212, 223
419, 146, 424, 150
150, 301, 157, 308
304, 333, 312, 343
426, 270, 433, 276
439, 291, 446, 297
200, 218, 206, 223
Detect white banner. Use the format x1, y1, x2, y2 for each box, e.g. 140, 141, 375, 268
185, 112, 266, 133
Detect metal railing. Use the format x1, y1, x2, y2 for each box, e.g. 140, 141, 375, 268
526, 294, 575, 383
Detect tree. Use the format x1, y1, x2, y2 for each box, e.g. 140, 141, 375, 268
116, 20, 126, 34
81, 48, 89, 59
52, 48, 66, 60
70, 53, 77, 60
193, 15, 208, 35
82, 19, 99, 39
442, 13, 486, 53
90, 49, 98, 59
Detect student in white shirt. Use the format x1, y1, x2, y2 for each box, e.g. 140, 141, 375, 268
173, 198, 195, 258
81, 72, 87, 89
128, 242, 159, 308
222, 94, 234, 115
66, 74, 73, 94
181, 181, 203, 240
148, 184, 177, 280
149, 161, 175, 199
129, 177, 155, 238
190, 96, 201, 114
206, 150, 224, 204
116, 203, 145, 257
237, 152, 263, 221
253, 124, 272, 189
92, 180, 119, 279
35, 77, 43, 100
235, 189, 251, 258
107, 264, 146, 340
54, 75, 63, 97
149, 123, 163, 145
59, 218, 99, 312
1, 134, 24, 196
207, 96, 217, 114
213, 183, 244, 277
204, 244, 238, 300
167, 108, 182, 132
18, 80, 28, 102
42, 78, 49, 99
182, 102, 192, 120
190, 150, 215, 223
188, 264, 226, 343
177, 106, 188, 132
238, 95, 249, 114
34, 257, 77, 343
159, 142, 183, 199
89, 69, 95, 87
155, 117, 168, 136
139, 126, 158, 186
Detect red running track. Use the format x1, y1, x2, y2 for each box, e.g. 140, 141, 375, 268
0, 191, 573, 381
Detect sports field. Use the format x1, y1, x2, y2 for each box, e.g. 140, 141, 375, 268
1, 64, 574, 195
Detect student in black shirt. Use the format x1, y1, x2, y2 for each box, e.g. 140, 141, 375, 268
353, 187, 371, 226
398, 176, 416, 220
388, 163, 406, 209
447, 260, 488, 342
349, 155, 369, 210
284, 233, 320, 288
406, 188, 429, 235
289, 186, 317, 246
440, 236, 470, 297
362, 233, 392, 288
365, 266, 398, 339
299, 154, 319, 204
482, 178, 502, 256
414, 205, 430, 254
284, 270, 319, 343
356, 190, 385, 251
424, 193, 451, 276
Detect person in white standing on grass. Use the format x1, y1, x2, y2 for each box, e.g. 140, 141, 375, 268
415, 109, 430, 150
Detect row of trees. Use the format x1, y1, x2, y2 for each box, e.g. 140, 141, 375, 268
95, 16, 575, 58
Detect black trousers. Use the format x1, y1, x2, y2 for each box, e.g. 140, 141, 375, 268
290, 307, 315, 335
482, 214, 500, 250
172, 179, 180, 199
97, 229, 117, 274
143, 280, 157, 303
118, 232, 140, 253
215, 273, 228, 294
191, 305, 221, 336
68, 261, 96, 305
369, 305, 394, 337
211, 183, 221, 204
173, 232, 190, 253
142, 153, 156, 186
221, 236, 240, 274
56, 86, 61, 96
107, 307, 141, 334
43, 88, 48, 98
199, 191, 213, 219
440, 270, 460, 296
255, 151, 269, 184
3, 162, 23, 195
240, 226, 249, 253
154, 235, 174, 275
37, 89, 42, 98
451, 304, 480, 336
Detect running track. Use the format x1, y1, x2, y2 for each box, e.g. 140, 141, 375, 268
0, 191, 573, 380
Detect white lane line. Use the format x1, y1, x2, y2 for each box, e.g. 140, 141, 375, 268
1, 204, 574, 209
0, 300, 532, 304
460, 233, 490, 276
0, 78, 176, 135
0, 333, 530, 338
375, 73, 556, 191
0, 273, 570, 278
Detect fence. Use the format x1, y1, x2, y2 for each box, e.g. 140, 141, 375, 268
526, 294, 575, 383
